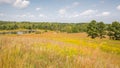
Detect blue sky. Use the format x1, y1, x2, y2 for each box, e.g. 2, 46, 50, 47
0, 0, 120, 23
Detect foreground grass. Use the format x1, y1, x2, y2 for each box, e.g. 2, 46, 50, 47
0, 32, 120, 68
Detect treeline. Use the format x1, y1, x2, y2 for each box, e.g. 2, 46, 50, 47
87, 20, 120, 40
0, 21, 88, 33
0, 20, 120, 40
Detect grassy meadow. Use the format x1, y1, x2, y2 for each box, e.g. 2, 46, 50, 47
0, 32, 120, 68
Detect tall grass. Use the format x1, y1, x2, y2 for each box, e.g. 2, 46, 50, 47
0, 33, 120, 68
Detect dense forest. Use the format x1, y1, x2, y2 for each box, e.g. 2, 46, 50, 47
0, 20, 120, 40
0, 21, 88, 33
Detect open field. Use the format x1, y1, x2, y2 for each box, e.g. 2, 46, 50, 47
0, 32, 120, 68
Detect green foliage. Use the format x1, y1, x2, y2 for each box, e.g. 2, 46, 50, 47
87, 20, 99, 39
97, 22, 106, 39
107, 21, 120, 40
87, 20, 107, 39
0, 21, 88, 33
0, 20, 120, 40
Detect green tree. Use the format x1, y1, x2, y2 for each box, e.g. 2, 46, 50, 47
1, 25, 7, 30
107, 21, 120, 40
97, 22, 106, 39
13, 24, 19, 29
87, 20, 98, 39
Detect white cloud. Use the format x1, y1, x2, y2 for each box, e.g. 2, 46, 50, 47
58, 1, 79, 15
36, 7, 41, 11
13, 0, 30, 9
28, 15, 35, 18
0, 0, 14, 4
18, 14, 27, 18
58, 9, 66, 15
72, 14, 79, 17
97, 12, 110, 16
65, 2, 80, 9
117, 5, 120, 10
80, 9, 97, 16
102, 12, 110, 16
0, 13, 4, 16
0, 0, 30, 9
68, 14, 79, 18
17, 13, 35, 18
68, 12, 80, 18
72, 2, 80, 6
39, 14, 46, 18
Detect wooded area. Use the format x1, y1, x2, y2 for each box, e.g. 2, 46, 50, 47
0, 20, 120, 40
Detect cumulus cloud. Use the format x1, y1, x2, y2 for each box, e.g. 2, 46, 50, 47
117, 5, 120, 10
0, 0, 14, 4
97, 12, 110, 16
72, 2, 80, 6
17, 13, 35, 18
0, 13, 4, 16
0, 0, 30, 9
17, 14, 27, 18
67, 14, 79, 18
101, 12, 110, 16
36, 7, 41, 11
72, 14, 79, 17
80, 9, 97, 16
58, 9, 66, 15
65, 2, 80, 9
58, 2, 79, 15
28, 15, 35, 18
13, 0, 30, 9
39, 14, 47, 18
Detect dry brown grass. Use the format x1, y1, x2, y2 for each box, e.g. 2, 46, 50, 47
0, 32, 120, 68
